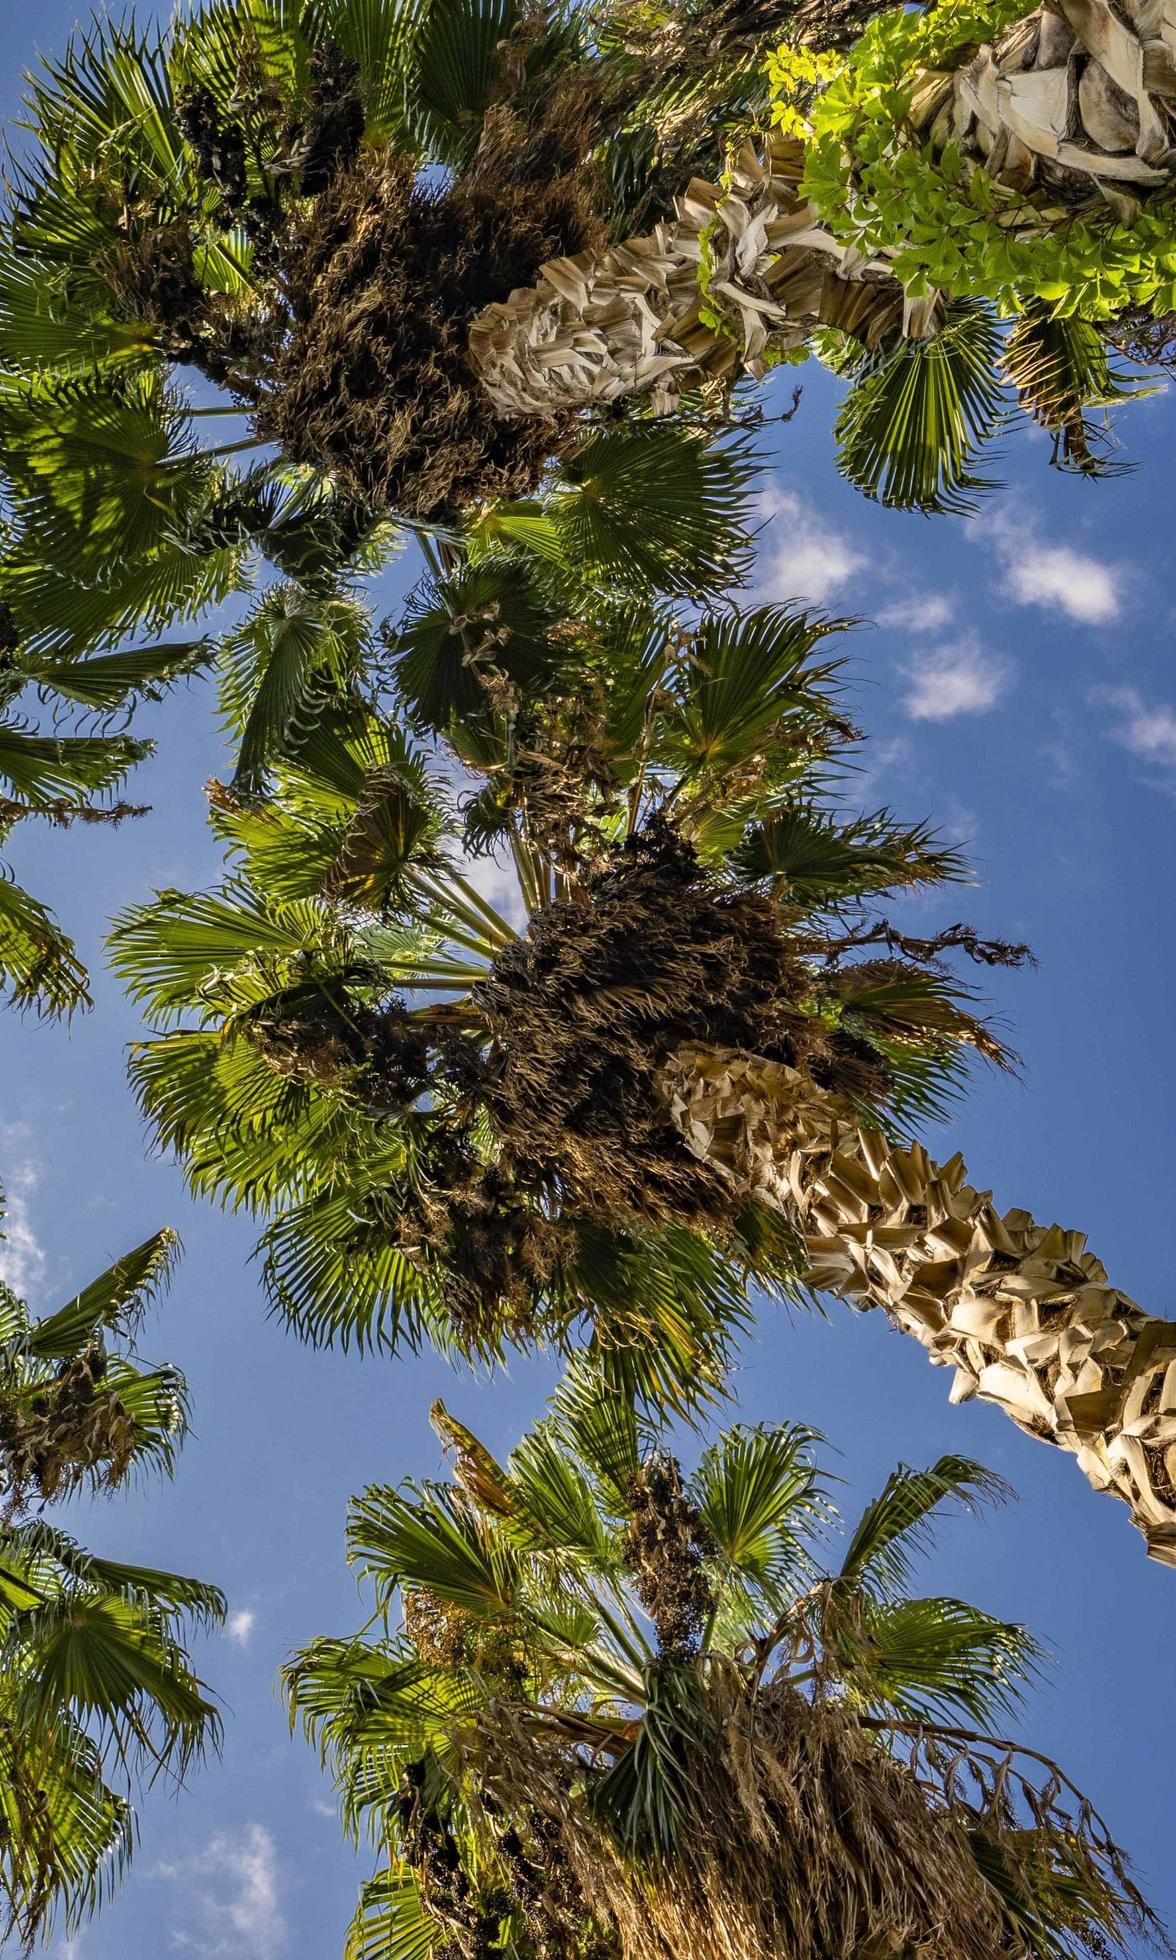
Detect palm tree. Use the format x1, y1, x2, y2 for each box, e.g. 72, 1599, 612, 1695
288, 1369, 1164, 1960
0, 1197, 224, 1945
109, 518, 1176, 1569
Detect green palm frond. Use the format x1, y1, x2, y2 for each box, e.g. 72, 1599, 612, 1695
733, 805, 967, 906
1002, 305, 1150, 477
0, 872, 90, 1015
409, 0, 520, 163
832, 305, 1007, 515
837, 1593, 1042, 1727
545, 425, 759, 599
17, 639, 216, 712
22, 1228, 182, 1358
348, 1482, 522, 1620
693, 1422, 827, 1611
344, 1866, 434, 1960
0, 1222, 220, 1946
220, 586, 372, 794
837, 1456, 1012, 1598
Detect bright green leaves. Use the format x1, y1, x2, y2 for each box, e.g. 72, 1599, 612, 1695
694, 1422, 827, 1618
350, 1483, 523, 1621
794, 0, 1176, 318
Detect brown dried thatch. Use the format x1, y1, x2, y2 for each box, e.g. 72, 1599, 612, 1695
472, 820, 887, 1238
253, 81, 605, 517
473, 1683, 999, 1960
471, 1674, 1160, 1960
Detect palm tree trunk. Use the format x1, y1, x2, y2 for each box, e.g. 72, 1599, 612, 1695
468, 136, 913, 417
659, 1043, 1176, 1569
469, 2, 1176, 418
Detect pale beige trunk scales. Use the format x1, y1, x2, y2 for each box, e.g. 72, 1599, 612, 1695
468, 1, 1176, 421
660, 1044, 1176, 1568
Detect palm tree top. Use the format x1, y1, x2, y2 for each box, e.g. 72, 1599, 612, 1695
289, 1369, 1166, 1960
109, 510, 1029, 1373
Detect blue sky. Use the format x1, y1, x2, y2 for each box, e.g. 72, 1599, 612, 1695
3, 8, 1176, 1957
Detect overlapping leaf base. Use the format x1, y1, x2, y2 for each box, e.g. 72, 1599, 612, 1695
469, 136, 909, 416
663, 1045, 1176, 1566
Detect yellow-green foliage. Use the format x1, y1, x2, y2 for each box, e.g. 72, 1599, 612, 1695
768, 2, 1176, 318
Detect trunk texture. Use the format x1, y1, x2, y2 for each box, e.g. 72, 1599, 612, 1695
469, 0, 1176, 419
469, 137, 912, 417
660, 1043, 1176, 1568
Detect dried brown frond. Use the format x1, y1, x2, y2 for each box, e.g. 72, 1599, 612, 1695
470, 1673, 1163, 1960
253, 76, 607, 516
0, 1347, 137, 1513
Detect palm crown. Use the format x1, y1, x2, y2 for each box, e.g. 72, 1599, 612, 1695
288, 1368, 1162, 1960
0, 0, 1161, 799
110, 477, 1013, 1378
0, 1198, 223, 1946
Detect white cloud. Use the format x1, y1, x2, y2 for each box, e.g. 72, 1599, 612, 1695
982, 511, 1120, 625
0, 1127, 45, 1300
455, 850, 527, 930
225, 1609, 256, 1648
153, 1823, 287, 1958
877, 592, 955, 634
755, 487, 868, 605
1093, 685, 1176, 771
899, 639, 1013, 721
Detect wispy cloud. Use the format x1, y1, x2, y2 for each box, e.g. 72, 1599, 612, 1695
900, 639, 1013, 721
153, 1823, 287, 1957
982, 510, 1120, 625
0, 1126, 45, 1301
755, 487, 868, 605
877, 592, 955, 634
1093, 685, 1176, 775
225, 1609, 256, 1648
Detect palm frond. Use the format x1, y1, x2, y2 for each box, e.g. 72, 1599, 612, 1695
833, 306, 1007, 515
838, 1456, 1012, 1598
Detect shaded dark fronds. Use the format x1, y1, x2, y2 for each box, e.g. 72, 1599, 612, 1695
252, 112, 603, 516
1003, 306, 1145, 479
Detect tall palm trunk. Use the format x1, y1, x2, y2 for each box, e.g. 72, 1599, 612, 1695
469, 1, 1176, 418
660, 1043, 1176, 1568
